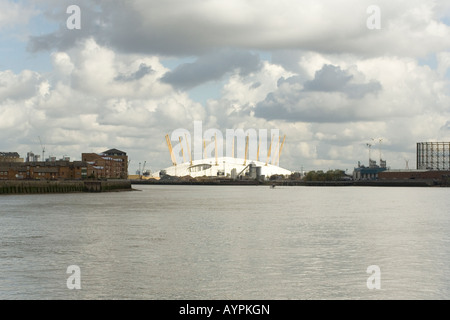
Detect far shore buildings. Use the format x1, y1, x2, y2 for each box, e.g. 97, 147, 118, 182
354, 142, 450, 181
0, 149, 128, 180
353, 159, 387, 181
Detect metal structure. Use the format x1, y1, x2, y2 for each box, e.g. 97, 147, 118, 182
417, 142, 450, 170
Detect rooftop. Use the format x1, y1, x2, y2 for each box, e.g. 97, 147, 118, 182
0, 152, 20, 158
102, 149, 127, 156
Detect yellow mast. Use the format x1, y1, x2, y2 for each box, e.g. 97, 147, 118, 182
232, 137, 235, 158
276, 135, 286, 166
272, 136, 280, 165
185, 133, 192, 166
215, 133, 218, 165
165, 134, 177, 166
203, 139, 207, 160
257, 137, 260, 162
244, 134, 249, 165
265, 134, 274, 166
179, 136, 186, 163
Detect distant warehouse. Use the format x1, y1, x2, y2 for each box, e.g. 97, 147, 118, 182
379, 142, 450, 182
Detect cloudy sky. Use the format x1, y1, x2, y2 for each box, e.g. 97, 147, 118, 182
2, 0, 450, 174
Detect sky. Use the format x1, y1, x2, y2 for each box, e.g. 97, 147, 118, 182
2, 0, 450, 174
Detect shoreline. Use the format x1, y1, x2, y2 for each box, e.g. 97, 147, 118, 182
130, 178, 447, 187
0, 179, 132, 195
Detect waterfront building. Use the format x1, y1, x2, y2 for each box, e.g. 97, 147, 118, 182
82, 149, 128, 179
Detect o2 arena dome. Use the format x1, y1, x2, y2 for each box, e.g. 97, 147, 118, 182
152, 134, 292, 180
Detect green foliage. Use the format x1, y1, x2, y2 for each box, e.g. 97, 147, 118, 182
304, 169, 346, 181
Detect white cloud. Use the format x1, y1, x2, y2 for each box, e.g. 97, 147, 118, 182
0, 1, 35, 30
3, 1, 450, 173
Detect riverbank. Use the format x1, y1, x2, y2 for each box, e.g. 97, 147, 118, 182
0, 180, 132, 195
130, 178, 446, 187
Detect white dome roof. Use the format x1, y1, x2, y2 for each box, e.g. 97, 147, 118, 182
153, 157, 291, 178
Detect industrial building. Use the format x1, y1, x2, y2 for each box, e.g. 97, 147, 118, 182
153, 134, 292, 179
353, 159, 387, 180
379, 142, 450, 181
416, 142, 450, 170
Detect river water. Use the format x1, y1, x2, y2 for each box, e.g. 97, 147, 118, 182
0, 185, 449, 300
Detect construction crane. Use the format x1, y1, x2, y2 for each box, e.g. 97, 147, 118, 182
366, 143, 372, 162
38, 136, 46, 161
141, 161, 147, 179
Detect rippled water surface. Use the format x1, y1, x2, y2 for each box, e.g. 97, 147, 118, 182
1, 185, 450, 299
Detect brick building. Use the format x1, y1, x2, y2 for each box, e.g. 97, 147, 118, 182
0, 152, 24, 163
0, 161, 87, 180
379, 170, 450, 180
0, 148, 127, 180
82, 149, 128, 179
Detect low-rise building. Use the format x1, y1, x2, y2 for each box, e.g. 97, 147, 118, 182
82, 149, 128, 179
0, 152, 24, 163
1, 148, 127, 180
0, 161, 87, 180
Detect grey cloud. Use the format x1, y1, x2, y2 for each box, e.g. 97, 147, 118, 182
271, 50, 308, 74
28, 1, 450, 58
249, 82, 261, 90
255, 99, 356, 123
304, 65, 353, 92
254, 64, 383, 123
115, 63, 154, 82
305, 65, 382, 98
160, 49, 262, 90
27, 1, 105, 52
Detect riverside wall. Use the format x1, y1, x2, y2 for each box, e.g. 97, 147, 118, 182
0, 180, 132, 195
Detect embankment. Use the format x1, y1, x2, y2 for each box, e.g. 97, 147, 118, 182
0, 180, 132, 195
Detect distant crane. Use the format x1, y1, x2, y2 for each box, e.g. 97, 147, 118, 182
366, 143, 372, 162
372, 138, 383, 162
38, 136, 46, 161
141, 161, 147, 179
